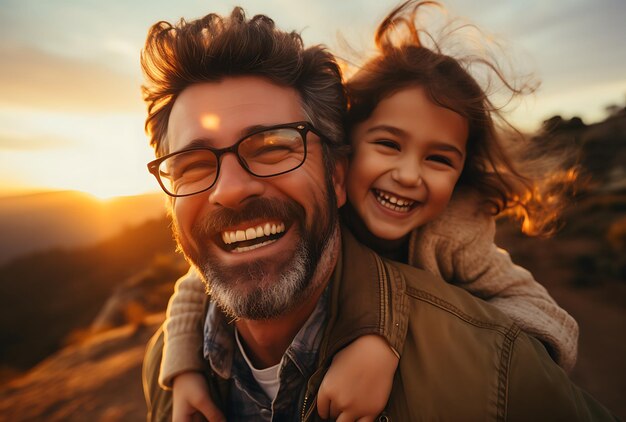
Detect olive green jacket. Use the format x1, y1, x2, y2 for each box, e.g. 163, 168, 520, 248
144, 226, 614, 421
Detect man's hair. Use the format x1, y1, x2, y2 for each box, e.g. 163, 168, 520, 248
141, 7, 348, 169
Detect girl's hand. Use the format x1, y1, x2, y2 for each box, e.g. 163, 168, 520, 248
316, 335, 399, 421
172, 371, 226, 422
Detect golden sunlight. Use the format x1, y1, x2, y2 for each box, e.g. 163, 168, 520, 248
201, 113, 220, 130
86, 186, 141, 201
76, 172, 159, 200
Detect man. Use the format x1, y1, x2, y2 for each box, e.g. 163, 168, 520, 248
141, 7, 614, 421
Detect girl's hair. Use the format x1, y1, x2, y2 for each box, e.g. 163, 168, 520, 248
346, 0, 576, 236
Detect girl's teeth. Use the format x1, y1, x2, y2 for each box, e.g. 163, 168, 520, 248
374, 190, 415, 213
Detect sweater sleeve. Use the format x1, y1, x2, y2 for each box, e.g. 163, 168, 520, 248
410, 190, 579, 371
159, 266, 209, 389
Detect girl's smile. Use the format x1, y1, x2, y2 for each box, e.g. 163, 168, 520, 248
347, 85, 468, 241
372, 188, 420, 213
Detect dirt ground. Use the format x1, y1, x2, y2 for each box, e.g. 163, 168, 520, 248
0, 319, 158, 422
538, 268, 625, 419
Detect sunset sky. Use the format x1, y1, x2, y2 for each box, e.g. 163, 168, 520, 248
1, 0, 624, 198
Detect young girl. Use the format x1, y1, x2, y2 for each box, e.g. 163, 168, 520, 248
161, 2, 579, 421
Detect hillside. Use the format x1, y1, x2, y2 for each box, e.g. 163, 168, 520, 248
0, 191, 166, 264
0, 316, 164, 421
0, 216, 186, 376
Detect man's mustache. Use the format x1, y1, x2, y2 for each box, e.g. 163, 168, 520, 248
193, 197, 306, 236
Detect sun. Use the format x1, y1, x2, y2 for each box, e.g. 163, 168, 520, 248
87, 188, 124, 201
81, 181, 159, 201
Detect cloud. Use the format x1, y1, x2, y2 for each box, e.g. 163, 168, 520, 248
0, 132, 76, 151
0, 42, 143, 113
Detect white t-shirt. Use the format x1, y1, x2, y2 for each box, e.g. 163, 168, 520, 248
235, 329, 281, 401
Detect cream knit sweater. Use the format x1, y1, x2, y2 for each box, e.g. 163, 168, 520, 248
159, 191, 579, 388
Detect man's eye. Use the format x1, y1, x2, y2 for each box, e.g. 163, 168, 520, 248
182, 160, 216, 172
427, 155, 453, 166
373, 139, 401, 151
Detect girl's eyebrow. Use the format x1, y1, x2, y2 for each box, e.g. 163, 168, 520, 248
365, 124, 408, 137
366, 124, 465, 159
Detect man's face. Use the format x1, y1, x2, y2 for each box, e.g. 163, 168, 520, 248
167, 76, 346, 319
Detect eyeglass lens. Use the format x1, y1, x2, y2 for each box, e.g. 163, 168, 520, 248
158, 127, 306, 196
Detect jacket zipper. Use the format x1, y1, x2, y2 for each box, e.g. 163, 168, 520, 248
300, 393, 307, 421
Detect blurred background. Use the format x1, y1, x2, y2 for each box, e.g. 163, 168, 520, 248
0, 0, 624, 420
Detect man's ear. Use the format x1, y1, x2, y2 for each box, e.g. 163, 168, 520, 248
332, 156, 348, 208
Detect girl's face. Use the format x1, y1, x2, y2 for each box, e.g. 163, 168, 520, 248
347, 86, 468, 240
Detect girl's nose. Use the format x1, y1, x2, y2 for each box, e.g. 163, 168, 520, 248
208, 154, 264, 208
391, 160, 422, 187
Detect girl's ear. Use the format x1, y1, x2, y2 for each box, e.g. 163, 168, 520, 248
332, 156, 348, 208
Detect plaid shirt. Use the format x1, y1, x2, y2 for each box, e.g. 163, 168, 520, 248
203, 290, 328, 422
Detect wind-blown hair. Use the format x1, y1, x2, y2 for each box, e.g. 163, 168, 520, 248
346, 0, 575, 235
141, 7, 348, 169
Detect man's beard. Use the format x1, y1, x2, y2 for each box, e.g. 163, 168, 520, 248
176, 176, 339, 320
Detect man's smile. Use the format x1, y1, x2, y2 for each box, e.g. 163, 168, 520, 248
221, 221, 287, 253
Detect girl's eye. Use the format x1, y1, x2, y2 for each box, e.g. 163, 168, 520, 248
373, 139, 401, 151
427, 155, 453, 166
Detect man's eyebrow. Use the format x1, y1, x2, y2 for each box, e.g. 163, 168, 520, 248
182, 138, 213, 150
243, 124, 274, 135
176, 124, 277, 152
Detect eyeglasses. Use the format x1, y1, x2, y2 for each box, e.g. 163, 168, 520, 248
147, 121, 323, 197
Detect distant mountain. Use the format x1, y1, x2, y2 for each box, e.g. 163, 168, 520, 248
536, 110, 626, 192
0, 216, 185, 374
0, 191, 167, 264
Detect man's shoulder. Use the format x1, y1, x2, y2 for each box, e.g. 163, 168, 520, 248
385, 257, 517, 333
381, 259, 615, 420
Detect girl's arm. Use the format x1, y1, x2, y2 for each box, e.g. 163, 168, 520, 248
163, 267, 226, 421
412, 190, 579, 371
160, 266, 209, 388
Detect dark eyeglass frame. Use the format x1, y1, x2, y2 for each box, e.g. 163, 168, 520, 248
147, 121, 323, 197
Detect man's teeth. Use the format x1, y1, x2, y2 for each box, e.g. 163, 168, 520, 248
374, 190, 415, 212
221, 222, 286, 245
232, 240, 275, 253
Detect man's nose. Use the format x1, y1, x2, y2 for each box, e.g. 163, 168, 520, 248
391, 158, 422, 187
208, 153, 264, 208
